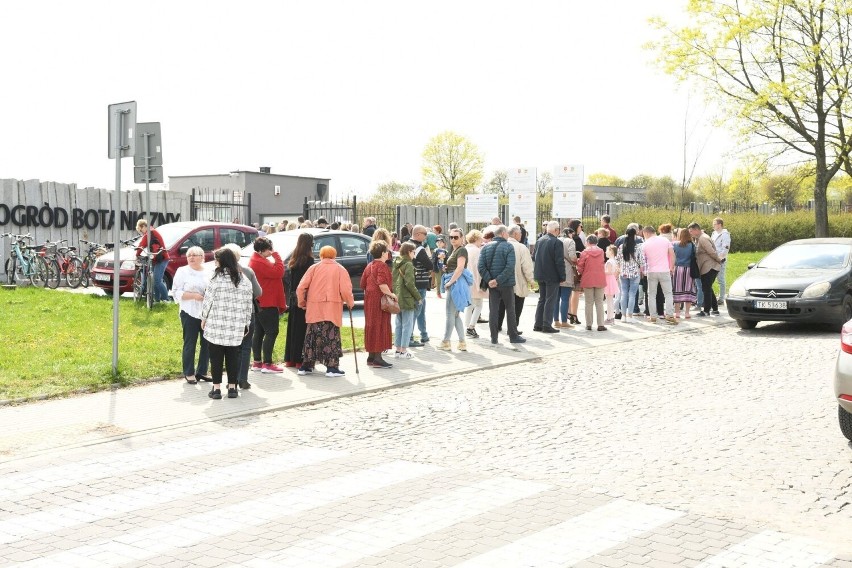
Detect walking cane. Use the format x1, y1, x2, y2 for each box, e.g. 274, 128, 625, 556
347, 305, 359, 375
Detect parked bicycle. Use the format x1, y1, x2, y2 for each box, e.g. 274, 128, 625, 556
133, 248, 155, 309
2, 233, 49, 286
36, 239, 73, 290
67, 239, 110, 289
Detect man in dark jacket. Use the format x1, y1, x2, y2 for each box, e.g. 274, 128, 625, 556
533, 221, 565, 333
479, 225, 525, 345
409, 225, 434, 345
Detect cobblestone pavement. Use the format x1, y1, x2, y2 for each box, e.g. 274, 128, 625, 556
1, 322, 851, 566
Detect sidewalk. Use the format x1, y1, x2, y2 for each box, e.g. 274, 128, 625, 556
0, 293, 733, 461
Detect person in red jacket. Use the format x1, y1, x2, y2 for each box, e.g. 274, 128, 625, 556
135, 219, 171, 302
577, 235, 608, 331
247, 237, 286, 373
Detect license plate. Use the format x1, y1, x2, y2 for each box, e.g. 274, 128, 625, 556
94, 273, 111, 282
755, 300, 787, 310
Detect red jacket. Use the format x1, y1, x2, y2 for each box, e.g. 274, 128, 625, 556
577, 246, 607, 288
137, 229, 169, 262
248, 251, 286, 312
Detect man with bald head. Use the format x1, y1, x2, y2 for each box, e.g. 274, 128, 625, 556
533, 220, 565, 333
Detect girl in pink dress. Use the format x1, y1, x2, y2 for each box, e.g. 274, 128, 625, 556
604, 245, 620, 325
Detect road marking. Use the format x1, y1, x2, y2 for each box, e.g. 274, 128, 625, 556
695, 530, 834, 568
19, 460, 441, 568
455, 499, 683, 567
0, 431, 265, 502
240, 477, 551, 568
0, 446, 343, 545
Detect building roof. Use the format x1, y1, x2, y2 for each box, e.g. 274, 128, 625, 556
169, 171, 330, 182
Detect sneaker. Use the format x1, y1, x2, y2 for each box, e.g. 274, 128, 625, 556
408, 340, 424, 348
697, 311, 708, 317
297, 366, 313, 375
457, 342, 467, 351
711, 310, 720, 316
597, 326, 607, 331
208, 387, 222, 400
395, 351, 413, 359
466, 327, 479, 338
541, 326, 560, 334
437, 340, 452, 351
325, 367, 346, 377
238, 380, 251, 389
509, 336, 526, 344
420, 336, 430, 343
227, 387, 238, 398
261, 363, 284, 373
250, 361, 263, 372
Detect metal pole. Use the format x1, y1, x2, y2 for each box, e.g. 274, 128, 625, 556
143, 132, 152, 309
112, 109, 126, 375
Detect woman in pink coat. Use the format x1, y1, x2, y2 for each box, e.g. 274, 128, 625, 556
296, 246, 356, 377
577, 235, 608, 331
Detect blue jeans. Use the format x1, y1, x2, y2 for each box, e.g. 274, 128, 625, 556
443, 291, 465, 341
153, 260, 170, 302
717, 260, 727, 300
553, 286, 572, 323
414, 288, 429, 341
695, 276, 704, 306
179, 310, 208, 377
395, 310, 416, 349
619, 276, 640, 315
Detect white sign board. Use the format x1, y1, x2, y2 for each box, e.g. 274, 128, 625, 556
465, 194, 498, 223
552, 164, 584, 219
507, 167, 537, 193
508, 190, 536, 228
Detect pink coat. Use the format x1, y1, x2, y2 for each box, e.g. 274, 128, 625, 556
577, 246, 607, 288
296, 259, 355, 328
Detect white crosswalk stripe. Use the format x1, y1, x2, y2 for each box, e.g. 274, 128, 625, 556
18, 460, 441, 568
239, 477, 551, 568
0, 431, 265, 502
0, 446, 343, 545
695, 530, 835, 568
455, 499, 684, 567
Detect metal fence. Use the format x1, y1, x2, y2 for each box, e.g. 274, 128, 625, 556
191, 188, 252, 224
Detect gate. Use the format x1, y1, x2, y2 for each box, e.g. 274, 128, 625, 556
191, 188, 252, 225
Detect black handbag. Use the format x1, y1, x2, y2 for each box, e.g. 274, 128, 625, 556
689, 243, 700, 278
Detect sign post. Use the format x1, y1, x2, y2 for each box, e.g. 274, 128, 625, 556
134, 122, 163, 310
108, 101, 137, 376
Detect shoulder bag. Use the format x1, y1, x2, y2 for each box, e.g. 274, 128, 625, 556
373, 261, 400, 313
689, 243, 701, 278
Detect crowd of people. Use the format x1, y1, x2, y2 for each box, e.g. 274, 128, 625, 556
169, 212, 732, 399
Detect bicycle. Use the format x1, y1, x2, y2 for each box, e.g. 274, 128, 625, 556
133, 248, 155, 309
67, 239, 109, 289
2, 233, 49, 286
36, 239, 72, 290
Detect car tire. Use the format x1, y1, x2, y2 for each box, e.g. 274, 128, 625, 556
839, 405, 852, 442
735, 319, 757, 330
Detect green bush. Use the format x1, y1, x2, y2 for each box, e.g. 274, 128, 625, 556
612, 208, 852, 252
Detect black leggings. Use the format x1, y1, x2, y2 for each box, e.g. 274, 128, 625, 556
252, 307, 280, 364
208, 342, 241, 386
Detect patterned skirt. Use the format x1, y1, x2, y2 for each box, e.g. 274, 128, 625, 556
672, 266, 697, 303
302, 321, 344, 366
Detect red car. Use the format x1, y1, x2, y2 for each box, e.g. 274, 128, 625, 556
91, 221, 258, 295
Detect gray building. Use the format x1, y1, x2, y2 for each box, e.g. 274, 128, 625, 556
168, 167, 330, 226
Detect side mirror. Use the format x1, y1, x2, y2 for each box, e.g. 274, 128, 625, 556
179, 246, 189, 255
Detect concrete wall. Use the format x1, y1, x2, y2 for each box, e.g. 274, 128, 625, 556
0, 178, 190, 280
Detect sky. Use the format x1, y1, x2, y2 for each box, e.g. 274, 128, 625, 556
0, 0, 733, 200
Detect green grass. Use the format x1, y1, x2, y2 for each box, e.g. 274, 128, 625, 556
0, 288, 364, 401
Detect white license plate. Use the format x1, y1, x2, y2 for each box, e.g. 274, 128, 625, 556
755, 300, 787, 310
94, 273, 111, 282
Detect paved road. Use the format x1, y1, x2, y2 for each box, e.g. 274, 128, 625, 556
1, 319, 850, 566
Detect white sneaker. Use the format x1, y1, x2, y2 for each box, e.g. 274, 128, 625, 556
394, 351, 413, 359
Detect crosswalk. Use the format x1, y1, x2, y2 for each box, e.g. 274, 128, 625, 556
0, 432, 839, 567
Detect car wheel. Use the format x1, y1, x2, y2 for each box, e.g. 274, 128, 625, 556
839, 405, 852, 441
735, 319, 757, 330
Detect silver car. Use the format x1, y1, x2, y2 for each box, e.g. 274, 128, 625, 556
834, 320, 852, 441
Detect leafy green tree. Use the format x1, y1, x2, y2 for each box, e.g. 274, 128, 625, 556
728, 165, 764, 208
373, 181, 419, 202
421, 131, 484, 201
587, 173, 627, 187
762, 173, 801, 209
537, 171, 553, 197
651, 0, 852, 237
484, 170, 509, 198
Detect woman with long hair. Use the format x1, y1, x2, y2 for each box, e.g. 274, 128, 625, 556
616, 227, 645, 323
283, 233, 315, 368
438, 228, 470, 352
296, 246, 355, 377
360, 241, 396, 368
201, 247, 253, 399
567, 219, 585, 324
672, 227, 697, 318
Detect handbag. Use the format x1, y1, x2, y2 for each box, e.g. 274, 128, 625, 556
689, 243, 700, 278
380, 294, 400, 314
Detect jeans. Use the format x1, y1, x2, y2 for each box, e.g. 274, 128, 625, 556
179, 310, 209, 377
465, 298, 483, 328
553, 287, 572, 323
252, 307, 280, 364
208, 342, 240, 386
395, 310, 416, 348
534, 281, 560, 328
238, 312, 255, 382
443, 291, 465, 341
414, 288, 429, 341
153, 260, 169, 302
646, 271, 674, 317
489, 286, 518, 340
701, 269, 719, 313
717, 260, 727, 301
619, 276, 640, 315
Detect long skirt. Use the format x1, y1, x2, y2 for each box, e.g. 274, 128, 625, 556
302, 321, 343, 366
672, 266, 697, 303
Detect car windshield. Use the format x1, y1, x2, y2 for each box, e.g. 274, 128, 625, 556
155, 224, 196, 248
758, 243, 850, 269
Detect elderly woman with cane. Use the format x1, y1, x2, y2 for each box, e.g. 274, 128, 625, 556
296, 245, 355, 377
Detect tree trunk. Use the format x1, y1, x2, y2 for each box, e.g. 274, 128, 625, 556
813, 166, 829, 237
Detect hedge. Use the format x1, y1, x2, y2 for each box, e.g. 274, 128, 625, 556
610, 208, 852, 253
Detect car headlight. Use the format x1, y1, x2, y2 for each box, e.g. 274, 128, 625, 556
120, 260, 137, 270
728, 280, 746, 298
801, 281, 831, 299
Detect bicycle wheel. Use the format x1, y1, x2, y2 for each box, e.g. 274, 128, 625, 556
133, 267, 144, 302
31, 256, 47, 286
41, 258, 60, 289
146, 267, 154, 309
4, 257, 11, 285
66, 256, 84, 288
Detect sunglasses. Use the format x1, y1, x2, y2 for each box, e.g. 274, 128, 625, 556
450, 235, 461, 240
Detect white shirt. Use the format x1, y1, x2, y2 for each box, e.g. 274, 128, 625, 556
172, 265, 209, 319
